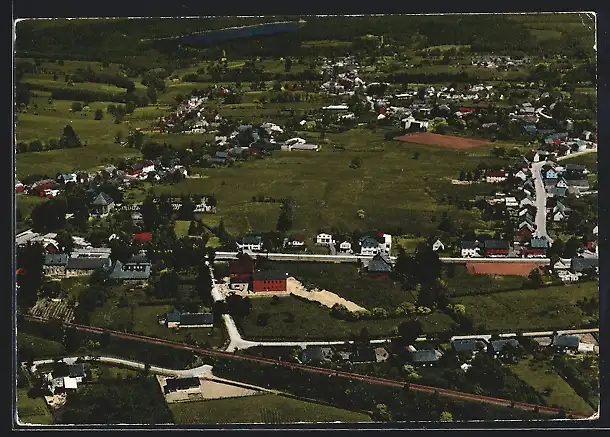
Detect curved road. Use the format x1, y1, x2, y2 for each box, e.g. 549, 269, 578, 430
531, 161, 553, 245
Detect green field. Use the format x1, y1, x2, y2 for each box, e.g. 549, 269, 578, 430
17, 332, 67, 359
169, 394, 372, 424
16, 388, 53, 425
16, 194, 48, 220
239, 295, 455, 340
559, 152, 597, 170
174, 220, 191, 237
454, 281, 599, 332
508, 357, 593, 414
443, 265, 525, 297
153, 128, 507, 238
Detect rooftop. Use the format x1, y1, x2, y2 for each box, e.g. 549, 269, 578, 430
253, 270, 288, 281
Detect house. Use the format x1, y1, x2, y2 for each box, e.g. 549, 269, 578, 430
461, 241, 481, 258
164, 377, 201, 394
350, 346, 377, 363
57, 173, 77, 184
483, 240, 510, 257
228, 255, 255, 283
432, 238, 445, 252
523, 124, 537, 134
555, 178, 568, 189
451, 339, 487, 356
284, 235, 306, 249
339, 241, 352, 253
552, 257, 571, 271
127, 160, 155, 176
410, 348, 443, 366
489, 339, 521, 358
132, 232, 153, 244
15, 180, 24, 192
545, 168, 559, 179
237, 235, 263, 252
65, 255, 112, 277
486, 171, 508, 184
252, 270, 288, 293
165, 309, 214, 328
365, 253, 393, 279
566, 179, 590, 194
109, 256, 152, 282
43, 253, 69, 277
514, 170, 528, 181
519, 196, 535, 208
30, 179, 58, 194
505, 197, 518, 208
552, 334, 580, 351
359, 235, 381, 256
374, 347, 390, 363
290, 143, 320, 151
571, 257, 598, 276
565, 163, 586, 173
523, 237, 548, 257
547, 186, 567, 198
316, 233, 334, 246
558, 270, 580, 282
91, 192, 115, 217
300, 346, 333, 364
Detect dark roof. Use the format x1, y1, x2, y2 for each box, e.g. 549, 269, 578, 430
66, 256, 111, 270
461, 241, 479, 249
253, 270, 288, 281
351, 346, 377, 363
571, 257, 598, 272
44, 253, 69, 266
552, 334, 580, 348
567, 179, 590, 187
241, 235, 262, 245
229, 256, 255, 274
68, 363, 89, 378
109, 260, 152, 280
367, 253, 392, 273
565, 164, 586, 171
180, 312, 214, 326
164, 377, 200, 393
359, 236, 381, 248
484, 240, 510, 249
92, 192, 114, 206
411, 349, 442, 363
166, 309, 181, 323
301, 347, 333, 363
451, 339, 487, 353
490, 339, 520, 353
530, 237, 549, 249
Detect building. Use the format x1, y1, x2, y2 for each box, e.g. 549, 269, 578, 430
132, 232, 153, 244
431, 238, 445, 252
237, 235, 263, 252
571, 257, 599, 276
228, 255, 255, 283
483, 240, 510, 257
461, 241, 481, 258
65, 255, 112, 277
165, 309, 214, 328
488, 339, 521, 358
284, 235, 306, 249
410, 348, 443, 366
552, 334, 580, 351
359, 236, 381, 256
365, 253, 393, 279
91, 192, 115, 217
300, 346, 333, 364
451, 339, 487, 356
108, 256, 152, 282
486, 171, 508, 183
316, 233, 334, 246
164, 377, 201, 394
523, 237, 549, 257
15, 180, 24, 192
252, 270, 288, 293
43, 253, 69, 277
339, 241, 352, 253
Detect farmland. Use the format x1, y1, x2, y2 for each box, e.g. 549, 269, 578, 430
169, 393, 372, 424
454, 281, 599, 332
238, 295, 455, 341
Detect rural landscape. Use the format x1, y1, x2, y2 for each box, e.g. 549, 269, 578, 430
14, 13, 599, 426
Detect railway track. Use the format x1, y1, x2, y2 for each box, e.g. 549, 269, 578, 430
23, 315, 593, 420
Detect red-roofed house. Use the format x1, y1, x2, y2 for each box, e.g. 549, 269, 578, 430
16, 267, 25, 276
459, 107, 473, 113
15, 181, 24, 193
132, 232, 153, 243
486, 171, 508, 183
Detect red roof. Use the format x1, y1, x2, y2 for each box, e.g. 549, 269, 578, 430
132, 232, 153, 243
459, 107, 473, 113
16, 267, 25, 275
552, 139, 561, 145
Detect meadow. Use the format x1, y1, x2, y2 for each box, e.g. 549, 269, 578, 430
559, 152, 597, 170
238, 295, 455, 341
169, 393, 372, 424
454, 281, 599, 332
16, 388, 54, 425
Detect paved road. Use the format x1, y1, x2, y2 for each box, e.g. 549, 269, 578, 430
531, 161, 553, 245
214, 252, 550, 265
451, 328, 599, 342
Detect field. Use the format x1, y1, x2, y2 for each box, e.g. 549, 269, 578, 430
454, 281, 599, 332
559, 152, 597, 170
16, 388, 53, 425
169, 394, 371, 424
396, 132, 490, 149
153, 128, 507, 238
16, 194, 47, 221
508, 357, 593, 414
17, 332, 67, 359
465, 261, 546, 277
238, 295, 456, 340
174, 220, 191, 237
443, 265, 525, 297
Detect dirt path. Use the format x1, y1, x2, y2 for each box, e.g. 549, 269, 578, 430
286, 277, 366, 312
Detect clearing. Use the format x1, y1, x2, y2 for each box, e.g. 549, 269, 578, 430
169, 393, 371, 424
396, 132, 490, 149
286, 277, 366, 312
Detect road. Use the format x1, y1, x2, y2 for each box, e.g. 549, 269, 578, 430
22, 316, 593, 419
214, 252, 550, 265
451, 328, 599, 342
531, 161, 553, 245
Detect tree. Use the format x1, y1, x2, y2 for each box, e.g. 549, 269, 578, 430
71, 101, 83, 112
350, 156, 363, 169
414, 243, 442, 284
564, 237, 582, 258
439, 411, 454, 422
528, 268, 543, 288
59, 124, 81, 148
458, 170, 465, 181
284, 58, 293, 73
492, 146, 506, 158
56, 230, 74, 254
16, 243, 45, 310
196, 262, 213, 301
412, 152, 420, 160
110, 237, 135, 265
93, 108, 104, 120
276, 201, 294, 233
146, 87, 158, 104
397, 319, 423, 347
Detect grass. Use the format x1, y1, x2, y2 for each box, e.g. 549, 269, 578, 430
17, 332, 67, 359
270, 261, 412, 310
391, 235, 425, 255
16, 388, 53, 425
206, 236, 222, 248
561, 353, 600, 409
443, 264, 526, 297
153, 128, 508, 238
454, 281, 599, 332
508, 356, 593, 414
16, 194, 47, 220
89, 362, 143, 380
559, 152, 597, 170
238, 295, 455, 341
169, 393, 372, 424
174, 220, 191, 237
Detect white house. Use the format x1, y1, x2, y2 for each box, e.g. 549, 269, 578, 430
236, 236, 263, 252
520, 197, 535, 208
485, 171, 508, 183
359, 236, 380, 256
514, 170, 528, 181
593, 225, 598, 236
553, 210, 567, 222
284, 137, 306, 146
322, 105, 349, 110
316, 233, 334, 246
505, 197, 518, 207
432, 239, 445, 252
339, 241, 352, 253
558, 270, 579, 282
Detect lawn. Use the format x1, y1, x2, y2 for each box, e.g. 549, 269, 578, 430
454, 281, 599, 332
16, 194, 47, 220
442, 264, 526, 297
152, 128, 508, 239
508, 356, 593, 414
238, 295, 456, 341
169, 394, 372, 424
559, 152, 597, 171
17, 332, 67, 359
16, 388, 53, 425
391, 235, 425, 255
174, 220, 191, 237
270, 261, 413, 310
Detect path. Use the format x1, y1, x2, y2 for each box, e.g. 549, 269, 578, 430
556, 148, 597, 162
531, 161, 553, 245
